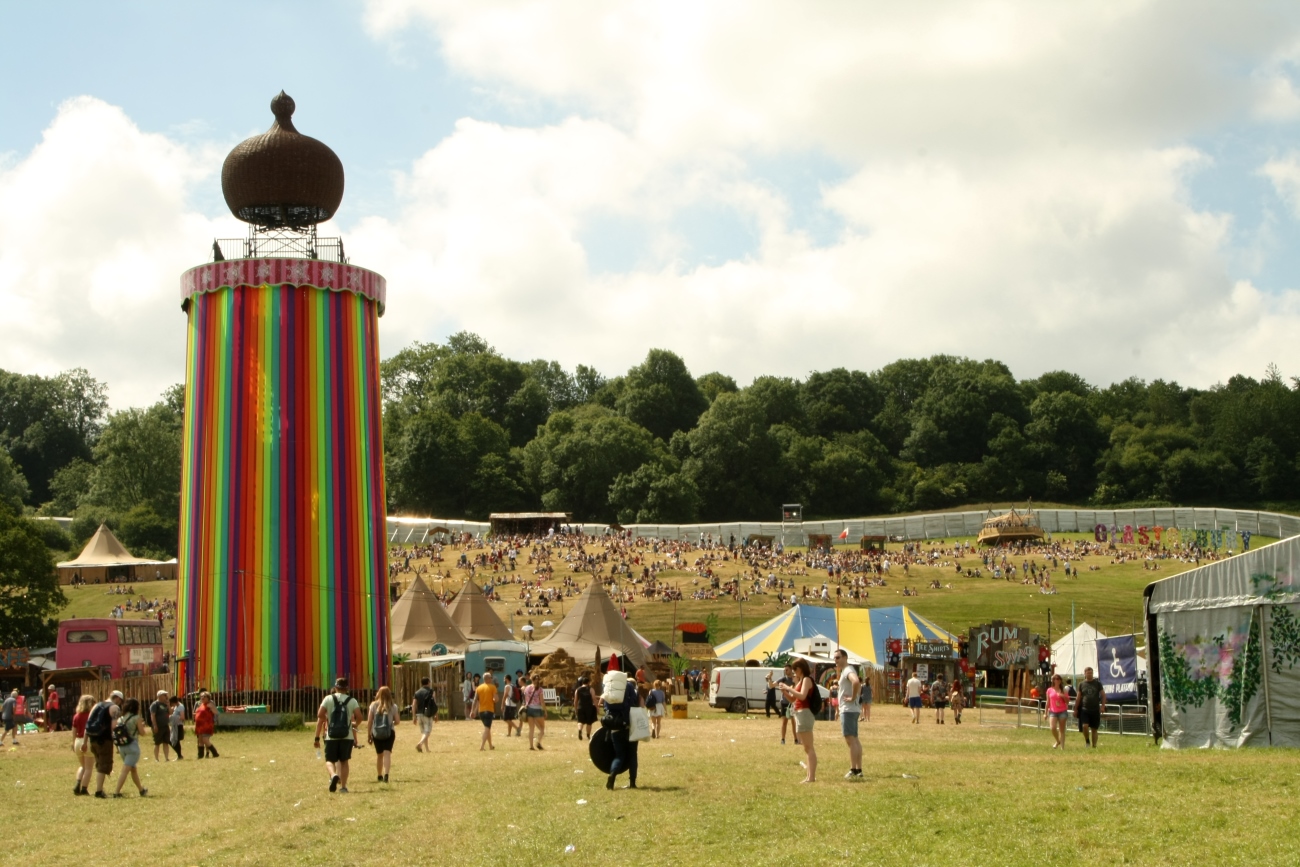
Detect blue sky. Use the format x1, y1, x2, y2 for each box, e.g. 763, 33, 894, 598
4, 1, 1300, 407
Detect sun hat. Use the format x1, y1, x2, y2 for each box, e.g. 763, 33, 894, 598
110, 690, 124, 700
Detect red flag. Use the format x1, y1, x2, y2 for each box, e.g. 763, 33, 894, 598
838, 528, 849, 540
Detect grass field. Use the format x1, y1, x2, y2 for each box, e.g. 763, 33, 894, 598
60, 532, 1273, 662
4, 705, 1298, 865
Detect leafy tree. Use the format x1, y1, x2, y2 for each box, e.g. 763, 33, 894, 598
696, 372, 738, 404
0, 446, 30, 512
745, 376, 805, 430
901, 358, 1026, 467
387, 409, 520, 519
616, 349, 709, 442
0, 367, 107, 504
1023, 391, 1106, 500
0, 504, 65, 647
800, 368, 881, 438
574, 365, 608, 404
522, 405, 663, 522
682, 393, 783, 520
41, 458, 93, 516
84, 394, 183, 521
870, 357, 944, 454
609, 459, 701, 524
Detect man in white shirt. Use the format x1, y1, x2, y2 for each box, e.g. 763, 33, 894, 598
834, 650, 863, 780
905, 670, 924, 724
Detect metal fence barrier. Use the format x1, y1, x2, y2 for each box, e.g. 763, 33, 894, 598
978, 696, 1149, 737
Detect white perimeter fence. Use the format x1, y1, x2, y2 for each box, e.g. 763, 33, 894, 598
387, 507, 1300, 547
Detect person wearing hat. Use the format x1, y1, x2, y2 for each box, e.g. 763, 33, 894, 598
149, 690, 172, 762
1, 689, 17, 746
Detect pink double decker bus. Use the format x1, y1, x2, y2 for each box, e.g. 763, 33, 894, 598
57, 618, 166, 679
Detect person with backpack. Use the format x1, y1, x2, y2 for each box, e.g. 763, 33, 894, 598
366, 685, 400, 783
111, 697, 149, 798
779, 658, 819, 783
314, 678, 363, 793
1, 689, 17, 746
647, 680, 666, 739
522, 675, 546, 750
411, 677, 437, 753
86, 690, 123, 798
574, 675, 598, 741
599, 654, 644, 790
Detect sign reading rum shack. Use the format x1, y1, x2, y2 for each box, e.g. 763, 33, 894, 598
968, 621, 1040, 670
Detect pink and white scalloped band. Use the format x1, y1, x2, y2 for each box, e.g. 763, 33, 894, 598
180, 260, 387, 316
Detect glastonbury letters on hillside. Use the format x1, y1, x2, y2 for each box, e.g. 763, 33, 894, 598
1096, 635, 1138, 703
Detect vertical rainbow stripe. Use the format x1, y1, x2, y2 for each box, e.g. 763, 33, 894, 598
176, 278, 389, 691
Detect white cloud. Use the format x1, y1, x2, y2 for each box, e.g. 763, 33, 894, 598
0, 97, 241, 407
1261, 152, 1300, 216
352, 1, 1300, 387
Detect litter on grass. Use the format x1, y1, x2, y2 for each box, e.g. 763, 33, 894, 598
576, 799, 588, 805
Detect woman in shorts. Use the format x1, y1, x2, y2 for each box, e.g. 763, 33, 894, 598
779, 658, 817, 783
1046, 674, 1070, 749
71, 694, 95, 795
112, 698, 148, 798
168, 696, 186, 759
574, 676, 598, 741
522, 677, 547, 750
647, 680, 666, 739
367, 685, 400, 783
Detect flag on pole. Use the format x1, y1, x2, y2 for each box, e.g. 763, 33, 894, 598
838, 527, 849, 540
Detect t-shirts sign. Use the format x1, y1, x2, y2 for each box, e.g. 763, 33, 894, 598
1096, 635, 1138, 703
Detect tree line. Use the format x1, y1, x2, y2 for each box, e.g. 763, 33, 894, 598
3, 338, 1299, 560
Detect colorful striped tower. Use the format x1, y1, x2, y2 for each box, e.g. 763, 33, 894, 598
175, 94, 390, 692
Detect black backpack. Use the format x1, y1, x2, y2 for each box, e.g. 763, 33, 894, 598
328, 694, 353, 739
85, 700, 114, 739
645, 690, 658, 709
418, 689, 437, 717
112, 713, 135, 747
805, 680, 823, 715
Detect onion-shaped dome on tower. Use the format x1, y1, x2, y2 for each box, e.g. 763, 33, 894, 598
221, 91, 344, 228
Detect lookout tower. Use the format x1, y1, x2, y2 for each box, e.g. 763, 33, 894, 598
175, 92, 390, 693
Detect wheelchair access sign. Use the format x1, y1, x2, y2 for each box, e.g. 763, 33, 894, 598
1096, 635, 1138, 703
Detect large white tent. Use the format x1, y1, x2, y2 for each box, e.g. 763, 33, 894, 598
1145, 534, 1300, 749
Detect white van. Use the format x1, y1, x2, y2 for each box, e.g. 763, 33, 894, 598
709, 666, 830, 713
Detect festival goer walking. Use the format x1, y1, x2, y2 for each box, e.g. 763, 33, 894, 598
472, 672, 498, 751
412, 677, 436, 753
194, 692, 218, 758
149, 690, 171, 762
168, 696, 186, 759
71, 694, 95, 795
86, 690, 123, 798
780, 658, 818, 783
1047, 674, 1069, 748
861, 675, 873, 723
905, 670, 923, 724
501, 674, 521, 738
522, 675, 547, 750
367, 685, 400, 783
314, 678, 363, 793
834, 650, 863, 780
1075, 667, 1106, 748
932, 674, 948, 724
1, 689, 17, 746
647, 680, 666, 739
601, 655, 644, 790
574, 675, 598, 741
112, 698, 148, 797
949, 682, 963, 725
